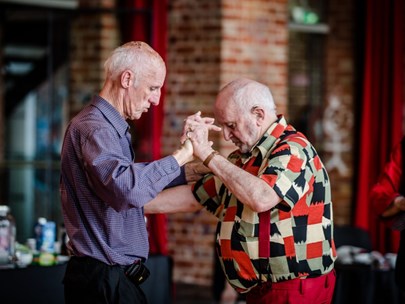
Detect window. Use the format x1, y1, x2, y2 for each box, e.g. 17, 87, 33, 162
0, 0, 155, 244
288, 0, 328, 153
0, 5, 71, 242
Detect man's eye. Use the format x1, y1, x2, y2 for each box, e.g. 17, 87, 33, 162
227, 124, 236, 129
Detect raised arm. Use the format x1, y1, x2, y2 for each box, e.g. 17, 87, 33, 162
185, 120, 281, 213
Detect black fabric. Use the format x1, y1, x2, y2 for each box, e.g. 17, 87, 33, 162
396, 230, 405, 300
400, 137, 405, 195
333, 225, 372, 251
333, 263, 402, 304
397, 138, 405, 296
0, 263, 66, 304
64, 256, 147, 304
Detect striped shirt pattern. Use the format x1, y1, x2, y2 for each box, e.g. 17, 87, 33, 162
60, 95, 182, 266
192, 115, 336, 293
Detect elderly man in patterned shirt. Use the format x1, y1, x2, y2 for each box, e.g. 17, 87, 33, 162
146, 78, 337, 304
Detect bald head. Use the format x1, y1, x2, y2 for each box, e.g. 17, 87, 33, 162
215, 78, 277, 121
214, 78, 278, 153
217, 78, 276, 111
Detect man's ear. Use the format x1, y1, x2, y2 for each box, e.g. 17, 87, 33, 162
251, 106, 265, 125
121, 70, 133, 88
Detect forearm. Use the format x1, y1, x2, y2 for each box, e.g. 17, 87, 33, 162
371, 178, 402, 217
144, 184, 203, 214
206, 153, 281, 212
381, 195, 405, 218
184, 161, 212, 183
172, 139, 194, 166
371, 143, 403, 216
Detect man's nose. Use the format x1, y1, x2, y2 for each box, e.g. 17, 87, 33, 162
150, 92, 161, 106
223, 128, 232, 141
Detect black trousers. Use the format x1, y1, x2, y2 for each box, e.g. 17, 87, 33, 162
63, 256, 147, 304
396, 230, 405, 301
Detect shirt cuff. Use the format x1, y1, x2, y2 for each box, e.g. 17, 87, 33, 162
165, 165, 186, 188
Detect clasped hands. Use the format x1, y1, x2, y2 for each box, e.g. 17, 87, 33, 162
181, 111, 221, 163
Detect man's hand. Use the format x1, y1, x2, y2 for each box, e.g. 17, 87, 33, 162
172, 138, 194, 166
181, 111, 221, 144
394, 196, 405, 211
184, 161, 212, 182
182, 112, 221, 162
382, 196, 405, 218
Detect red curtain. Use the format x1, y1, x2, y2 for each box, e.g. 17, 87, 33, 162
354, 0, 404, 253
124, 0, 168, 255
147, 0, 168, 256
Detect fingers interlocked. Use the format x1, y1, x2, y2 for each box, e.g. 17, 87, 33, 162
182, 111, 221, 144
186, 125, 196, 139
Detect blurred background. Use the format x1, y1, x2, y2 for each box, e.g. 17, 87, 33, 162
0, 0, 403, 303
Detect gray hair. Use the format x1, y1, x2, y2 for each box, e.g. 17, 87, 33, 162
104, 41, 165, 86
221, 78, 276, 115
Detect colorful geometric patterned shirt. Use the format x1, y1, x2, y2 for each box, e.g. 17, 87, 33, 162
192, 115, 336, 293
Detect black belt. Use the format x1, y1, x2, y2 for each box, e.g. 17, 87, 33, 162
70, 256, 149, 285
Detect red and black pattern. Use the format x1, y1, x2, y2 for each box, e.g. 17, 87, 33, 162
192, 115, 336, 293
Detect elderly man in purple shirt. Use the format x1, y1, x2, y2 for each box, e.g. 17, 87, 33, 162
60, 41, 219, 304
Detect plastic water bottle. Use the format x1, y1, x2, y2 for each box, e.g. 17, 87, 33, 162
34, 217, 56, 253
0, 205, 16, 265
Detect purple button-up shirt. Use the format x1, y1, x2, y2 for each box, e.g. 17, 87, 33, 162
60, 95, 184, 265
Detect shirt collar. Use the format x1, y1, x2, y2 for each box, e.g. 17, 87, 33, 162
91, 95, 129, 138
241, 115, 290, 162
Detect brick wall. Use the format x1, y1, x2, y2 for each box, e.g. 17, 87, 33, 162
69, 0, 120, 117
164, 0, 289, 286
68, 0, 359, 288
164, 0, 358, 286
163, 0, 222, 286
0, 0, 400, 290
163, 0, 222, 154
219, 0, 288, 155
324, 0, 355, 225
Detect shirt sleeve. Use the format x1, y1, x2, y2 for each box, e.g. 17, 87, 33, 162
82, 127, 181, 210
260, 137, 310, 210
370, 141, 403, 217
192, 174, 223, 217
165, 166, 186, 188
